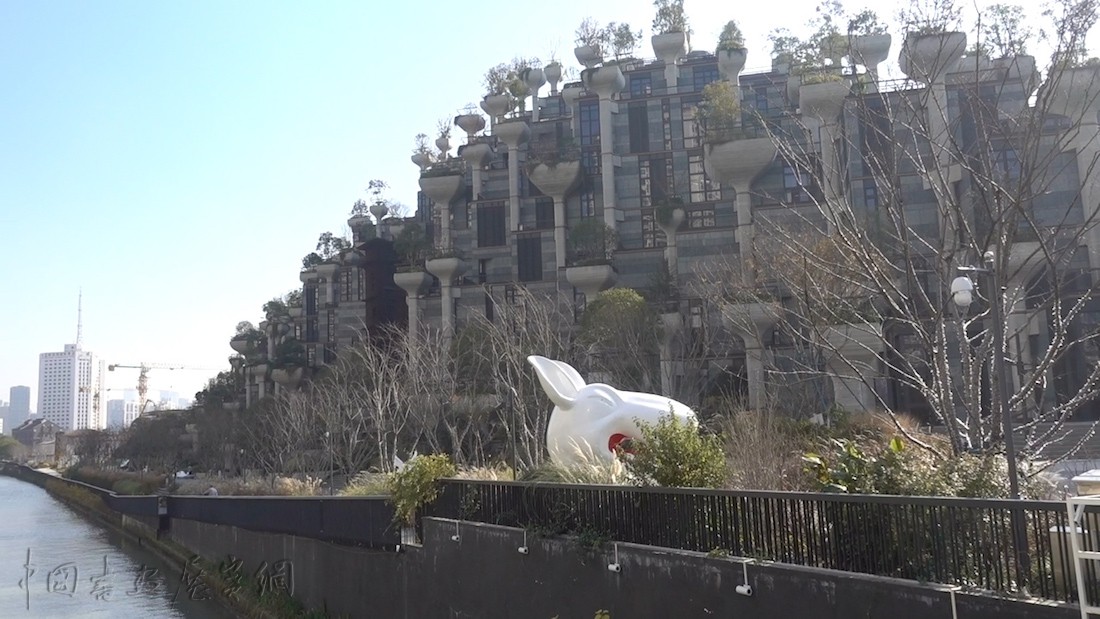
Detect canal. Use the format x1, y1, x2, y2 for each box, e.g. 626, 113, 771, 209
0, 475, 236, 618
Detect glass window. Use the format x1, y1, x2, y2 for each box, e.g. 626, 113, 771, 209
579, 191, 596, 218
692, 66, 719, 92
579, 101, 600, 146
517, 236, 542, 282
687, 207, 716, 228
628, 103, 649, 153
641, 210, 667, 248
863, 183, 879, 208
340, 270, 354, 302
477, 202, 506, 247
689, 154, 721, 203
535, 198, 554, 229
682, 102, 700, 148
630, 74, 652, 97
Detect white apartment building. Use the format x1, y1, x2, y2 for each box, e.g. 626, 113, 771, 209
38, 344, 107, 431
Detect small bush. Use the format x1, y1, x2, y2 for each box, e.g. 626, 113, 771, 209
386, 454, 457, 525
623, 413, 727, 488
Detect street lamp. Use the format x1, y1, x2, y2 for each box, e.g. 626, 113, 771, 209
324, 430, 333, 496
951, 250, 1030, 591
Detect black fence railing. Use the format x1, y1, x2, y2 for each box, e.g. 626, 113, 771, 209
168, 496, 399, 549
425, 479, 1094, 604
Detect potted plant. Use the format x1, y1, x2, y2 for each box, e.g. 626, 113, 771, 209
435, 118, 452, 156
716, 20, 747, 80
411, 133, 434, 170
897, 0, 966, 81
481, 63, 515, 120
229, 322, 266, 357
454, 105, 486, 138
574, 17, 605, 68
847, 10, 891, 76
696, 81, 744, 144
651, 0, 690, 69
348, 199, 376, 243
270, 338, 308, 387
566, 218, 619, 298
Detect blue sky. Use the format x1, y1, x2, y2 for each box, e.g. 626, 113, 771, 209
0, 0, 1072, 403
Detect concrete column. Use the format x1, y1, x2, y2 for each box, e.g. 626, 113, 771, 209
584, 65, 625, 229
426, 258, 467, 345
494, 120, 530, 232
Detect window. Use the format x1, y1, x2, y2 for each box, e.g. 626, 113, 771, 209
641, 210, 667, 248
357, 269, 367, 301
995, 147, 1021, 181
687, 207, 716, 228
640, 156, 672, 207
535, 197, 554, 229
579, 101, 600, 146
863, 183, 879, 208
630, 74, 652, 97
682, 102, 700, 148
783, 161, 810, 204
692, 65, 719, 92
753, 86, 769, 113
477, 202, 506, 247
579, 191, 596, 218
628, 103, 649, 153
517, 236, 543, 282
327, 309, 336, 343
689, 154, 721, 203
306, 318, 319, 342
478, 258, 489, 284
340, 270, 354, 302
305, 286, 317, 315
662, 99, 673, 150
581, 149, 600, 175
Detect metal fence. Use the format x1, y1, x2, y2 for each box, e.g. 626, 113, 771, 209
168, 496, 399, 549
425, 479, 1095, 603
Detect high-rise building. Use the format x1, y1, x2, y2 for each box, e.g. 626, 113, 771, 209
9, 386, 30, 416
5, 386, 32, 433
38, 344, 107, 432
38, 295, 107, 431
106, 398, 142, 429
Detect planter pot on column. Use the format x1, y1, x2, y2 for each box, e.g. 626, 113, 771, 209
722, 301, 782, 411
1042, 65, 1100, 126
271, 367, 305, 389
299, 268, 318, 284
703, 138, 778, 191
574, 45, 603, 69
545, 62, 562, 94
800, 80, 851, 125
411, 152, 433, 170
652, 31, 687, 87
849, 34, 892, 82
717, 48, 747, 83
529, 160, 583, 268
425, 257, 467, 284
229, 337, 251, 355
561, 83, 584, 112
288, 307, 303, 320
899, 31, 967, 83
821, 323, 885, 413
455, 113, 486, 139
566, 264, 618, 299
481, 94, 514, 124
435, 136, 451, 158
582, 64, 626, 97
394, 271, 432, 296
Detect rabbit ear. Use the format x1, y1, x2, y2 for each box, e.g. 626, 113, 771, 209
527, 356, 580, 409
551, 359, 587, 392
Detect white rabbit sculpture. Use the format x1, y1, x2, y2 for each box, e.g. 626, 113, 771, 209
526, 355, 698, 466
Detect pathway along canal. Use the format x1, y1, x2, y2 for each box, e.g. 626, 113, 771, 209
0, 475, 236, 618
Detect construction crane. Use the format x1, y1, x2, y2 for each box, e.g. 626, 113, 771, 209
107, 362, 220, 414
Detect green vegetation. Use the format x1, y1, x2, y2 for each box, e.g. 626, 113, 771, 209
385, 454, 457, 525
622, 413, 727, 488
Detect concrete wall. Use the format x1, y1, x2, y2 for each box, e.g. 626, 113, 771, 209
168, 517, 1078, 619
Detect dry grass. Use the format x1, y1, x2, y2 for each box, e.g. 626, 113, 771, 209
174, 475, 322, 496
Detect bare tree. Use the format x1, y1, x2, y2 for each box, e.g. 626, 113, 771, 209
696, 0, 1100, 470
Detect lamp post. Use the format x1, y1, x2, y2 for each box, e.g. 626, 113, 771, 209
951, 250, 1030, 591
325, 430, 333, 496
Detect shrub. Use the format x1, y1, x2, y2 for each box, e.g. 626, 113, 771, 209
386, 454, 457, 525
623, 413, 727, 488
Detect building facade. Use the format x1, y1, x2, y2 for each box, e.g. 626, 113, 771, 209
38, 344, 107, 431
240, 31, 1100, 428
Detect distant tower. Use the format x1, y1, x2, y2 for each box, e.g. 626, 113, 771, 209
76, 289, 83, 350
37, 291, 106, 431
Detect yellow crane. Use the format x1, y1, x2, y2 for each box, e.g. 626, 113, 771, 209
107, 362, 219, 414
